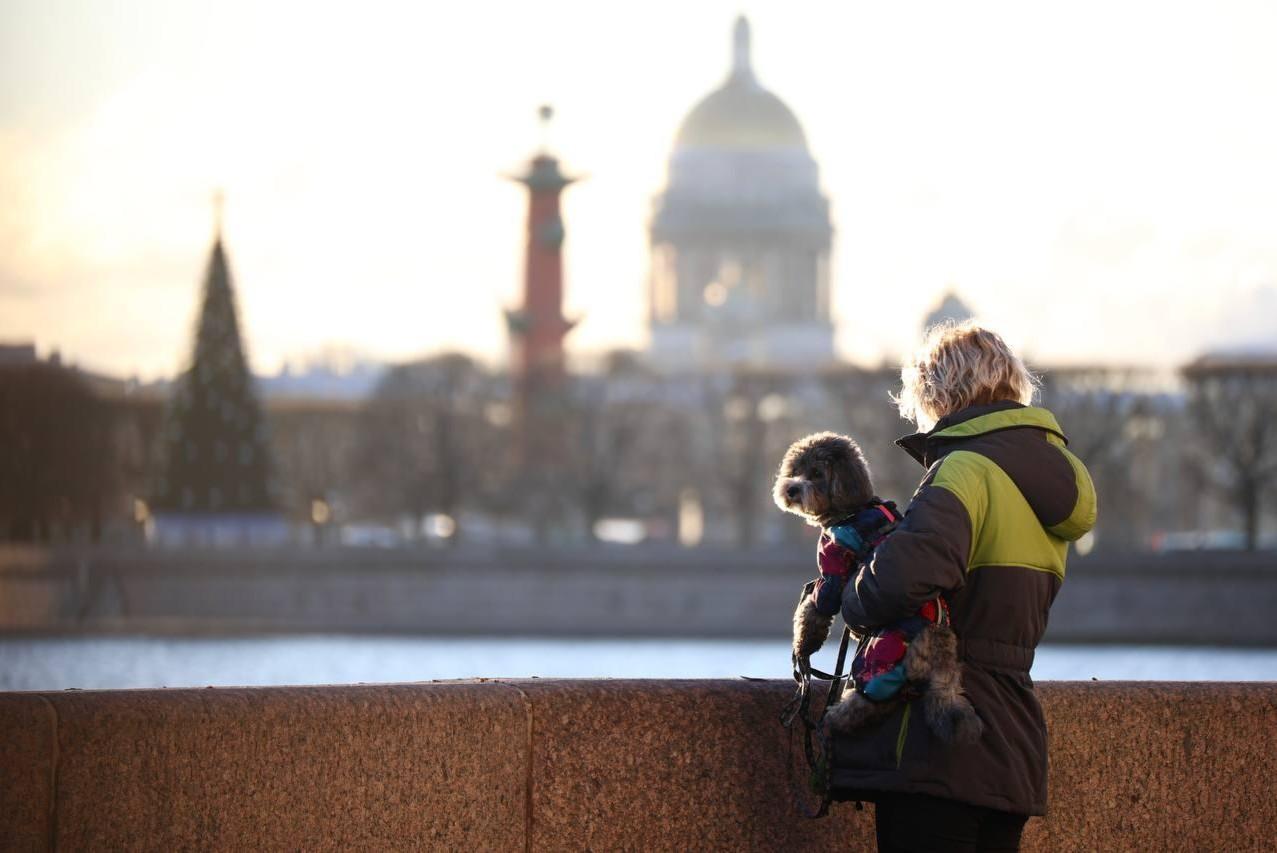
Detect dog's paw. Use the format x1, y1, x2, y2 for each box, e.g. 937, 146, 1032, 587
950, 703, 985, 744
792, 599, 833, 658
925, 696, 984, 744
823, 697, 854, 734
824, 692, 889, 734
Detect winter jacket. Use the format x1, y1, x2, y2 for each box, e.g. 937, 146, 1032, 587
830, 401, 1097, 816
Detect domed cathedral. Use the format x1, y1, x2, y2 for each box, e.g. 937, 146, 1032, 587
647, 16, 835, 371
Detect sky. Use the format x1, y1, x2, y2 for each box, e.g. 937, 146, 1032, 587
3, 0, 1277, 379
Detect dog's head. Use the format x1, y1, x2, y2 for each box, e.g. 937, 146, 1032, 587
773, 432, 874, 527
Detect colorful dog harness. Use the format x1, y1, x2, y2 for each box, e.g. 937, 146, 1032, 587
810, 499, 900, 617
829, 501, 900, 554
851, 597, 950, 702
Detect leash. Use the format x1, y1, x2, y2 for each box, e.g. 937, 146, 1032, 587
780, 582, 861, 819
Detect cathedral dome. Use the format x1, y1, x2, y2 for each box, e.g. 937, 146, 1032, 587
648, 17, 835, 373
674, 17, 808, 150
676, 79, 808, 149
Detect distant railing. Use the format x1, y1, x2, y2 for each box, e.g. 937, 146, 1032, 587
1, 546, 1276, 643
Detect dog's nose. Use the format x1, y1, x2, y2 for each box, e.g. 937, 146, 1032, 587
786, 484, 802, 500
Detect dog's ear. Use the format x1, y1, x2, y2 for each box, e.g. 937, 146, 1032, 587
829, 439, 874, 509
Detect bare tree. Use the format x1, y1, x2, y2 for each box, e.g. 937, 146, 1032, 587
681, 368, 799, 547
352, 353, 501, 542
1039, 366, 1175, 552
566, 352, 679, 541
1181, 355, 1277, 551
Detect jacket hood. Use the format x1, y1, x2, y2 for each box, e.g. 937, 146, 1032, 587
897, 402, 1095, 541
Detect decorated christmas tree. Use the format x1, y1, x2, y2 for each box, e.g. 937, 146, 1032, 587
151, 219, 275, 514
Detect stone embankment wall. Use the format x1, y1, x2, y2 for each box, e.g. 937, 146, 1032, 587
2, 546, 1277, 644
3, 680, 1275, 851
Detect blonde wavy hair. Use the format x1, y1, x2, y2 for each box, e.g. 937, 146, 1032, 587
894, 321, 1039, 430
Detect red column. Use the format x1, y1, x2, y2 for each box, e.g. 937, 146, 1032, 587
506, 153, 578, 464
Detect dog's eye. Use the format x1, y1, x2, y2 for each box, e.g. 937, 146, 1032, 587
810, 470, 824, 481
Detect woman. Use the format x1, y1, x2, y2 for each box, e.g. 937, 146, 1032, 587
830, 322, 1097, 852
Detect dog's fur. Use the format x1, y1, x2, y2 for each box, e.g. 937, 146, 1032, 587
774, 432, 983, 744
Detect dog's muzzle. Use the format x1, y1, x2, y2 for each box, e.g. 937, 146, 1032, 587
777, 478, 816, 514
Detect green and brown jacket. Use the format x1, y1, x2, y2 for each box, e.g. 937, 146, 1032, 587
831, 401, 1097, 816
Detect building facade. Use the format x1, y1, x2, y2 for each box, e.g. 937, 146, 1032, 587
648, 16, 835, 371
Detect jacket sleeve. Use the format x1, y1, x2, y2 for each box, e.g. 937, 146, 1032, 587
840, 473, 973, 632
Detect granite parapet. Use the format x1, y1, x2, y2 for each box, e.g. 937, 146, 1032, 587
2, 680, 1275, 851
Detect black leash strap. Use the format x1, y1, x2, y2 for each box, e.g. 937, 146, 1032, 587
780, 582, 857, 820
825, 622, 853, 708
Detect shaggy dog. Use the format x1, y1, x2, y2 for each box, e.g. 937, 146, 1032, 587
774, 432, 983, 744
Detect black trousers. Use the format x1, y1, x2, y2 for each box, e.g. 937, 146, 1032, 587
874, 793, 1028, 853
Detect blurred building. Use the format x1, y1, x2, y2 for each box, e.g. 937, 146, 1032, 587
259, 354, 386, 400
647, 16, 835, 371
923, 291, 975, 333
0, 342, 39, 365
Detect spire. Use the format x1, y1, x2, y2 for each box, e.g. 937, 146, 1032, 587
536, 104, 554, 154
732, 15, 753, 80
212, 189, 225, 241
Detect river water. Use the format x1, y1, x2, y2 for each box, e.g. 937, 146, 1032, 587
3, 636, 1277, 691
